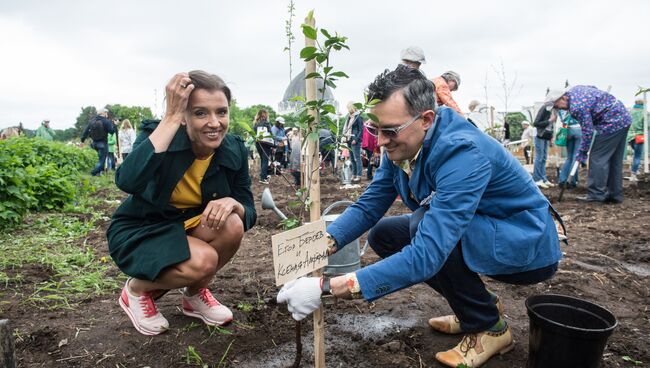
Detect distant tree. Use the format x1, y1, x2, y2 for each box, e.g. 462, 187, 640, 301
506, 112, 527, 141
53, 127, 78, 142
107, 104, 154, 130
74, 106, 98, 138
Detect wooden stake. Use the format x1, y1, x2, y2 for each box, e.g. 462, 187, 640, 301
304, 13, 325, 368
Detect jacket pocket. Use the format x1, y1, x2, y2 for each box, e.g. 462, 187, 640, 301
494, 210, 545, 267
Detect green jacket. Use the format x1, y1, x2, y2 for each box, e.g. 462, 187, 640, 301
35, 125, 55, 141
107, 120, 256, 280
107, 133, 117, 153
627, 105, 649, 142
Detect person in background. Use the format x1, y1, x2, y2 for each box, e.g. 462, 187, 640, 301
319, 128, 336, 175
520, 120, 535, 165
627, 98, 648, 182
107, 70, 256, 336
361, 120, 378, 180
119, 119, 136, 161
288, 128, 302, 186
344, 102, 364, 183
466, 100, 490, 132
253, 109, 274, 184
106, 130, 117, 171
532, 100, 557, 189
400, 46, 426, 70
35, 119, 55, 141
81, 108, 115, 176
432, 71, 463, 114
558, 110, 582, 188
547, 86, 632, 203
277, 65, 561, 368
271, 116, 288, 168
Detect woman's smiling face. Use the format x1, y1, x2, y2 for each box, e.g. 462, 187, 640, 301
185, 89, 230, 157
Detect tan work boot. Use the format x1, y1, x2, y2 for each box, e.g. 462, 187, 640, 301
428, 296, 505, 334
435, 325, 514, 367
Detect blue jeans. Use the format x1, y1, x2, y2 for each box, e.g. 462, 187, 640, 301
256, 144, 271, 181
91, 141, 108, 176
559, 126, 582, 185
367, 207, 558, 332
533, 137, 549, 182
630, 140, 643, 174
350, 143, 362, 177
364, 149, 374, 179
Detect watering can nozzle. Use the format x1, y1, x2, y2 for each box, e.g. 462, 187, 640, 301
261, 188, 288, 220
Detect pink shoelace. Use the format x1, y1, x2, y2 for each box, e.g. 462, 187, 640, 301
198, 288, 220, 307
139, 292, 159, 318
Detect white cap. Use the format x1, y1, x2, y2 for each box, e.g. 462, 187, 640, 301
522, 120, 530, 126
275, 116, 285, 124
400, 46, 426, 64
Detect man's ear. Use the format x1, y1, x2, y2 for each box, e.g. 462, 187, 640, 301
421, 110, 436, 130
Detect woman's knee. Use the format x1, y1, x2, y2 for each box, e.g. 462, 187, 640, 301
222, 214, 244, 243
188, 247, 219, 279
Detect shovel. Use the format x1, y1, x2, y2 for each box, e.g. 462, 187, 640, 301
558, 160, 579, 202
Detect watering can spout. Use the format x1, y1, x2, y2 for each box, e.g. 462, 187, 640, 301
261, 188, 288, 220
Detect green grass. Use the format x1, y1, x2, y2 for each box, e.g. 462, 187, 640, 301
0, 173, 124, 311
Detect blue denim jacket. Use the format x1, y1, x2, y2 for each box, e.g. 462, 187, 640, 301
327, 107, 562, 301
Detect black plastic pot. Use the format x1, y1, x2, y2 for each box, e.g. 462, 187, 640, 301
526, 294, 617, 368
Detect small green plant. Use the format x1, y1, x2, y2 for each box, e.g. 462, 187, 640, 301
183, 345, 208, 367
622, 355, 643, 365
236, 301, 253, 312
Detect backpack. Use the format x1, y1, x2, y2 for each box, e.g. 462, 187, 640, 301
89, 117, 107, 141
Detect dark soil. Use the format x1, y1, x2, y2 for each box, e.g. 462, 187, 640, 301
3, 168, 649, 368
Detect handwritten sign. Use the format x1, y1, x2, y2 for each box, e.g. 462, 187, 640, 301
271, 219, 329, 286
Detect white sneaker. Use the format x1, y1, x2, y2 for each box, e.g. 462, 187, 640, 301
535, 180, 549, 189
630, 173, 638, 182
118, 279, 169, 335
182, 288, 233, 326
544, 180, 556, 188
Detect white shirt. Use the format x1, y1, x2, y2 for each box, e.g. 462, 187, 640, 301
520, 126, 535, 145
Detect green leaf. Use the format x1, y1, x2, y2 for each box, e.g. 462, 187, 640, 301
305, 72, 322, 80
367, 113, 379, 123
320, 28, 332, 38
330, 71, 349, 78
323, 66, 333, 74
353, 103, 363, 110
622, 356, 643, 365
322, 104, 336, 114
300, 46, 317, 58
301, 25, 317, 40
289, 95, 306, 102
325, 79, 337, 88
316, 54, 327, 63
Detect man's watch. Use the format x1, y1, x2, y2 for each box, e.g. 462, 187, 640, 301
321, 277, 332, 296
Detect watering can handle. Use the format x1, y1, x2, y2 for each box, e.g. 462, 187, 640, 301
321, 200, 356, 217
360, 240, 369, 257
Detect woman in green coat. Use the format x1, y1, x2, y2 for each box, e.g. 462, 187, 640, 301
107, 70, 256, 335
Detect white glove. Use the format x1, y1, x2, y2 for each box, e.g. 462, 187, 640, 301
276, 277, 322, 321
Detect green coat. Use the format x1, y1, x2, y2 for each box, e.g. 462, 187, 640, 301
35, 125, 55, 141
107, 120, 256, 280
627, 106, 649, 142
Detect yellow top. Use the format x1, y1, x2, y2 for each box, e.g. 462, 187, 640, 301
169, 153, 214, 229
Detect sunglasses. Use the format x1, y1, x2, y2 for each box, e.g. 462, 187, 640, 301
364, 114, 422, 138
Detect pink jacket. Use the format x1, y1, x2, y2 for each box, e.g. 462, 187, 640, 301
361, 124, 378, 152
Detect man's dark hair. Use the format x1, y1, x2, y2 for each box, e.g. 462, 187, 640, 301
366, 64, 437, 116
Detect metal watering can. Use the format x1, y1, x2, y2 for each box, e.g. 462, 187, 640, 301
321, 201, 368, 276
261, 189, 368, 276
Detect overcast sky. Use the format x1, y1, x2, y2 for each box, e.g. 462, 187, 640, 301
1, 0, 649, 130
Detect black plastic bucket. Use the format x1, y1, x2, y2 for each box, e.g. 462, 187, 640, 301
526, 294, 617, 368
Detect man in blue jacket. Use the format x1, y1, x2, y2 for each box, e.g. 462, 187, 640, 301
277, 65, 562, 368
